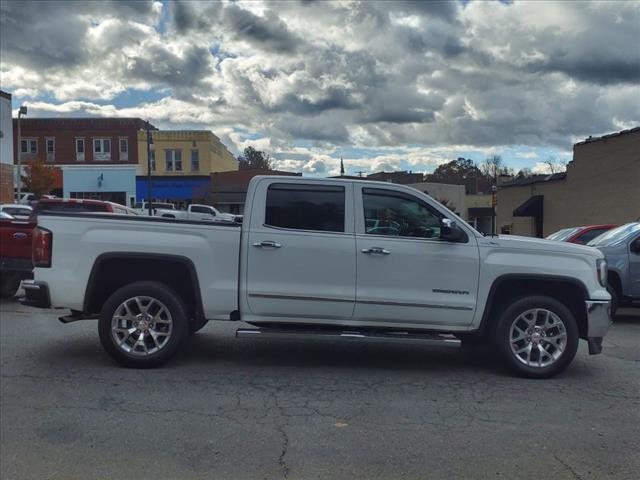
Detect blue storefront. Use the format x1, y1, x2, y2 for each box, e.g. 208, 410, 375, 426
135, 176, 211, 207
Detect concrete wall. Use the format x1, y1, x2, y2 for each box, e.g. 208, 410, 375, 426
407, 182, 466, 215
497, 128, 640, 237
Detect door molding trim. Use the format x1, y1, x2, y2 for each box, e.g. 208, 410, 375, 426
249, 293, 353, 303
249, 293, 473, 311
357, 299, 473, 311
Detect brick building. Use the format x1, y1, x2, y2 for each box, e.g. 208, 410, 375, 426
0, 91, 13, 202
211, 169, 301, 214
13, 117, 155, 205
497, 127, 640, 237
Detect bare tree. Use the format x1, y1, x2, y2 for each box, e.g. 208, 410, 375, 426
480, 155, 512, 186
543, 156, 567, 174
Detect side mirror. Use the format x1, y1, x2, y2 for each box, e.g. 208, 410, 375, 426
630, 237, 640, 254
440, 218, 467, 243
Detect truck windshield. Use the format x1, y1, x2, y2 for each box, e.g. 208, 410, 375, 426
587, 223, 640, 247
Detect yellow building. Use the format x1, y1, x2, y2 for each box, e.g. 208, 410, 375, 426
137, 130, 237, 176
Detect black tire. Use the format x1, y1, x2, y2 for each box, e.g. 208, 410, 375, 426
189, 317, 209, 334
0, 274, 21, 299
98, 281, 189, 368
607, 283, 619, 319
494, 295, 579, 379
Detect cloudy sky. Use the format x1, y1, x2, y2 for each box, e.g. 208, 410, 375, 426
1, 0, 639, 176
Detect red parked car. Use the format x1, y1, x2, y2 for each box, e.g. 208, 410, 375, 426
546, 224, 618, 245
32, 198, 138, 216
0, 212, 35, 298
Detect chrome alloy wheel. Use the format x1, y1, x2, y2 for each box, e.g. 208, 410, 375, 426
509, 308, 567, 368
111, 296, 173, 356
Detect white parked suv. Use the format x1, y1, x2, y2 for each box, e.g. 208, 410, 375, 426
22, 177, 611, 377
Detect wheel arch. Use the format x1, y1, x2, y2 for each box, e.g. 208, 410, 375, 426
84, 253, 205, 325
478, 274, 590, 339
606, 269, 622, 296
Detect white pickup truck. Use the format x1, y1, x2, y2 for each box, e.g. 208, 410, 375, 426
23, 176, 611, 378
155, 203, 240, 223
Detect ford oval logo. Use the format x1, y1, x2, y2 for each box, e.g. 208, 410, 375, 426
13, 232, 28, 240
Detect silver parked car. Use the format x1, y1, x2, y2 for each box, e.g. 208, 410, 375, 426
588, 222, 640, 315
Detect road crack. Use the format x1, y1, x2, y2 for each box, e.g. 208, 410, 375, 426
553, 453, 584, 480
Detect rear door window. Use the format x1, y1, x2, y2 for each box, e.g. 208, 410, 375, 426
265, 183, 345, 233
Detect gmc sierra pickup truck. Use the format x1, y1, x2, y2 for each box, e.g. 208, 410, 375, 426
22, 176, 611, 378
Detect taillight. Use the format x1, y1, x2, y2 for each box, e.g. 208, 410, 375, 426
33, 227, 52, 268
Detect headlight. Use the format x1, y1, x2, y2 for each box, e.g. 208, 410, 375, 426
596, 258, 607, 287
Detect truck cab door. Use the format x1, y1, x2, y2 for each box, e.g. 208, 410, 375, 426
352, 185, 480, 328
242, 180, 356, 323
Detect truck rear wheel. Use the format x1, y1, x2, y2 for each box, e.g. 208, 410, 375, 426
494, 296, 579, 378
98, 281, 189, 368
0, 274, 21, 299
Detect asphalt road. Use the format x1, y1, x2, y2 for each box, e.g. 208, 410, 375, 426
1, 298, 639, 480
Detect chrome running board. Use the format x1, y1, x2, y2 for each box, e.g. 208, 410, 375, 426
235, 327, 460, 347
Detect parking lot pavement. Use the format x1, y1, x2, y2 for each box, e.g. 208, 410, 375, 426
0, 299, 638, 480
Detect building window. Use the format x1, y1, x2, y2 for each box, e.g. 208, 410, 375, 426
191, 149, 199, 171
165, 149, 182, 171
75, 138, 85, 161
119, 138, 128, 161
93, 138, 111, 161
265, 183, 345, 233
45, 138, 55, 162
20, 138, 37, 154
150, 150, 156, 171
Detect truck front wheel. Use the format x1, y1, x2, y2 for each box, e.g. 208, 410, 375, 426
494, 296, 579, 379
98, 281, 189, 368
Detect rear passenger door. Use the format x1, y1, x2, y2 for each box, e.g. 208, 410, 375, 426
244, 180, 356, 322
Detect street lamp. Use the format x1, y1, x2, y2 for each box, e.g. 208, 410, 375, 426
16, 105, 27, 196
146, 121, 154, 216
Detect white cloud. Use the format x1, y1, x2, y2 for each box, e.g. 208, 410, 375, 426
0, 0, 638, 172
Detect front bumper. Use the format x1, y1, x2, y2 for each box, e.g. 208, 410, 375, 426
585, 300, 612, 355
20, 280, 51, 309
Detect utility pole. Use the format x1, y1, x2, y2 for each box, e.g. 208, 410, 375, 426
16, 106, 27, 197
146, 121, 154, 216
491, 184, 497, 235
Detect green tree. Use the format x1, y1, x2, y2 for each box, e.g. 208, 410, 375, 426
426, 157, 489, 194
237, 146, 273, 170
21, 159, 56, 196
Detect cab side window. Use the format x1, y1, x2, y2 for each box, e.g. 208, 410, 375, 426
265, 183, 345, 233
363, 188, 442, 239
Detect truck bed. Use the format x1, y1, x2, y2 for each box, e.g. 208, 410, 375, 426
34, 213, 242, 320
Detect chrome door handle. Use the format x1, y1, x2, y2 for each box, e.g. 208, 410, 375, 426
362, 247, 390, 255
253, 241, 282, 248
